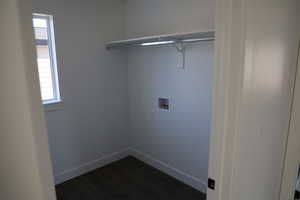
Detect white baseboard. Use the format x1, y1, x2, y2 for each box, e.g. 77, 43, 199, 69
54, 148, 130, 185
128, 148, 207, 194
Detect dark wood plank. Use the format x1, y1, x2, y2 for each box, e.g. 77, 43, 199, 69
55, 156, 206, 200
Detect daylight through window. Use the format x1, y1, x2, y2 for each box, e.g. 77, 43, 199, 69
33, 14, 61, 104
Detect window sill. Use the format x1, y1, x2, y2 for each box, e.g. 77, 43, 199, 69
43, 100, 63, 112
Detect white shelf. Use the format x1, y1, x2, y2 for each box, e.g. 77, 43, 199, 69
106, 31, 215, 49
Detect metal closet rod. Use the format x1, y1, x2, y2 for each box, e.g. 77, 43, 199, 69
106, 31, 215, 50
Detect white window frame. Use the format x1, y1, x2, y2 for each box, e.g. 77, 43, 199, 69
33, 13, 61, 105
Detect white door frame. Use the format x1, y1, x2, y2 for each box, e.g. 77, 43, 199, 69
9, 0, 298, 199
280, 42, 300, 200
207, 0, 299, 200
207, 0, 246, 200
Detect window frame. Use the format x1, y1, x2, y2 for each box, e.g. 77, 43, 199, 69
33, 13, 61, 105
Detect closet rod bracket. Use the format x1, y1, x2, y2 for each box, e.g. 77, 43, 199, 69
174, 41, 186, 69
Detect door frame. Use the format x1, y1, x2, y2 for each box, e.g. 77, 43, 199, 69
207, 0, 246, 200
12, 0, 298, 199
280, 41, 300, 200
208, 1, 299, 200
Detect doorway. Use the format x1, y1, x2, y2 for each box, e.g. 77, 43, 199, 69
32, 0, 215, 199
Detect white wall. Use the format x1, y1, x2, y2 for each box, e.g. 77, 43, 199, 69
125, 0, 215, 38
32, 0, 129, 183
126, 0, 215, 192
0, 0, 56, 199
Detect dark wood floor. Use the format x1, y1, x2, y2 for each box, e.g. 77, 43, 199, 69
56, 156, 206, 200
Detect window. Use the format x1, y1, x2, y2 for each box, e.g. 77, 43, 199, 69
33, 14, 61, 104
